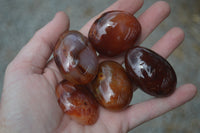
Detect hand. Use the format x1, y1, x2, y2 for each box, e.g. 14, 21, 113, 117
0, 0, 197, 133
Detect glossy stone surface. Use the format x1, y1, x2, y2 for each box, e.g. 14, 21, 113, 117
90, 61, 133, 111
55, 80, 99, 125
89, 10, 141, 57
2, 1, 200, 132
125, 46, 177, 97
54, 31, 98, 85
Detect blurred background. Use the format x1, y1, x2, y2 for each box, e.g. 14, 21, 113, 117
0, 0, 199, 132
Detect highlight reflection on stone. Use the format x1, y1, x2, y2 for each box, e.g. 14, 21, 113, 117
56, 80, 99, 125
90, 61, 133, 111
89, 10, 141, 57
54, 31, 98, 85
125, 46, 177, 97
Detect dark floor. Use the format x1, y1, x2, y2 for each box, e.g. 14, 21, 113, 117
0, 0, 199, 132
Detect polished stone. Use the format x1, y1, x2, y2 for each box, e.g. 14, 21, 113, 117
0, 0, 199, 132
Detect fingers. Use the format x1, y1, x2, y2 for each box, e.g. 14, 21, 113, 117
99, 27, 183, 64
123, 84, 197, 131
14, 12, 69, 73
44, 0, 144, 82
104, 0, 143, 13
151, 27, 185, 58
136, 1, 171, 44
85, 1, 171, 64
80, 0, 144, 36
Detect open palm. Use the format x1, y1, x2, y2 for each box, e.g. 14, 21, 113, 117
0, 0, 197, 133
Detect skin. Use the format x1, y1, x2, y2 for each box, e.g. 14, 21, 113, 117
0, 0, 197, 133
